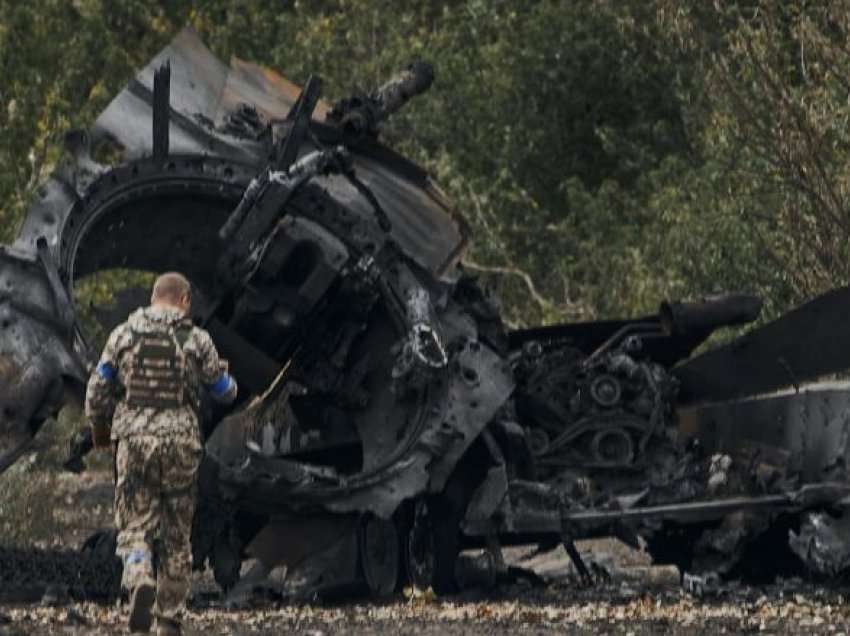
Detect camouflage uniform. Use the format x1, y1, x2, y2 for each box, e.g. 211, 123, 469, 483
85, 305, 236, 630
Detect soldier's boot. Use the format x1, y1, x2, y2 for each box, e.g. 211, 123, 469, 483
155, 617, 181, 636
128, 579, 156, 633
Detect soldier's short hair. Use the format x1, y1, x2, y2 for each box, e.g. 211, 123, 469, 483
151, 272, 192, 305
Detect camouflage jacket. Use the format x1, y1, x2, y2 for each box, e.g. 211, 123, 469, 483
84, 305, 237, 443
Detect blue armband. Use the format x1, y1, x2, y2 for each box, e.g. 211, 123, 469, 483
125, 548, 151, 566
207, 372, 233, 397
96, 361, 116, 381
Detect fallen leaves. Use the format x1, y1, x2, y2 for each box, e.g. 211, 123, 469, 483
2, 586, 850, 635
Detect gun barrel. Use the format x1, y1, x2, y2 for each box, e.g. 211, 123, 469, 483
660, 294, 763, 336
373, 60, 434, 122
218, 175, 265, 243
328, 60, 434, 138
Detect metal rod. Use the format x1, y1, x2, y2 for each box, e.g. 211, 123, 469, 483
152, 61, 171, 161
563, 494, 790, 523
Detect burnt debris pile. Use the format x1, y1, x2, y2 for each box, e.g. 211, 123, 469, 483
0, 531, 121, 603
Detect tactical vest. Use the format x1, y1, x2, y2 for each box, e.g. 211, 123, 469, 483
124, 324, 200, 413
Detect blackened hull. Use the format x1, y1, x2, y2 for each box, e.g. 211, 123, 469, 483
205, 307, 515, 520
1, 23, 473, 482
89, 27, 468, 277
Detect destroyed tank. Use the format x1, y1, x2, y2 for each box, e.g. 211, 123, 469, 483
3, 29, 850, 598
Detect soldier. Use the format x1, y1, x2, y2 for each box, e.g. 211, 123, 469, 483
85, 272, 237, 635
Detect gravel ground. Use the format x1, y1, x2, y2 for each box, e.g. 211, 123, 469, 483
4, 582, 850, 635
4, 442, 850, 634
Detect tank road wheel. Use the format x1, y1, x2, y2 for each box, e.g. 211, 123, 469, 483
359, 513, 401, 597
403, 499, 460, 594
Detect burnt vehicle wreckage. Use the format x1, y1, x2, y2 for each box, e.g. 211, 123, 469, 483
3, 29, 850, 601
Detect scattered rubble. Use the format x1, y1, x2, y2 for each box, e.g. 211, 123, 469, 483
0, 542, 120, 604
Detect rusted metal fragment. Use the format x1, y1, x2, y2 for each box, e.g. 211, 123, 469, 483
219, 56, 331, 123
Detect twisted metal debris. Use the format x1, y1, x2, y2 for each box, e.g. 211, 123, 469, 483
3, 28, 850, 600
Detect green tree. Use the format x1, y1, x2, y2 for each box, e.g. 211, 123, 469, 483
4, 0, 839, 330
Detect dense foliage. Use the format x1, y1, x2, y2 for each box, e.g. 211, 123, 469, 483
1, 1, 847, 326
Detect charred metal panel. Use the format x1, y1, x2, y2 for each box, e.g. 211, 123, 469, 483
425, 340, 515, 492
92, 27, 465, 277
203, 310, 513, 521
0, 250, 85, 472
14, 177, 79, 254
58, 157, 254, 287
679, 382, 850, 480
317, 157, 465, 276
92, 28, 257, 162
322, 454, 433, 520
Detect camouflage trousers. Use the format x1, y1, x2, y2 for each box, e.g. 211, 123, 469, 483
114, 434, 202, 623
